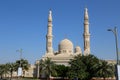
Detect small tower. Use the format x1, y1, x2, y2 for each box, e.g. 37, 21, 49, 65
83, 8, 90, 55
46, 10, 53, 54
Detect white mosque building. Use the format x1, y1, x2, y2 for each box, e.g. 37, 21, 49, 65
42, 8, 91, 66
4, 8, 116, 78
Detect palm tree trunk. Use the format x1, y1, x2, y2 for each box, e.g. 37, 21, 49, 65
47, 77, 50, 80
5, 73, 6, 78
1, 75, 3, 79
23, 70, 25, 77
103, 77, 105, 80
10, 72, 12, 80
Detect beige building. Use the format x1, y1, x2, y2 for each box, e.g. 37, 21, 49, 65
42, 8, 91, 65
3, 8, 116, 78
3, 64, 36, 78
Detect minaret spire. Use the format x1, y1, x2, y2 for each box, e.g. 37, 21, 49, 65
83, 8, 90, 55
46, 10, 53, 54
48, 10, 52, 22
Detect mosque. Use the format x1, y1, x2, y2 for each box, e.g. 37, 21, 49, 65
3, 8, 116, 79
42, 8, 91, 66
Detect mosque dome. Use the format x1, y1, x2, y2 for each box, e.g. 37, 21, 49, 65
59, 39, 73, 54
75, 46, 82, 53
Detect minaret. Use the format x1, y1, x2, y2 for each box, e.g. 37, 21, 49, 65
46, 10, 53, 54
83, 8, 90, 55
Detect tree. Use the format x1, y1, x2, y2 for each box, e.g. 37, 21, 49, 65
80, 55, 100, 79
15, 59, 30, 77
0, 64, 5, 79
68, 54, 115, 80
0, 63, 11, 79
95, 60, 115, 80
0, 63, 16, 79
42, 57, 56, 80
53, 64, 69, 79
37, 59, 44, 78
4, 63, 9, 78
68, 54, 89, 80
6, 63, 15, 80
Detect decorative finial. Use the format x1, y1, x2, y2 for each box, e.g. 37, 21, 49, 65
85, 7, 88, 12
48, 9, 52, 21
84, 7, 89, 20
49, 9, 52, 14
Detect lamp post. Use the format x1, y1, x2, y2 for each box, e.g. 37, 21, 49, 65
16, 48, 23, 78
36, 60, 40, 79
108, 27, 119, 80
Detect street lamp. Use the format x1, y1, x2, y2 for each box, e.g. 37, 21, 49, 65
16, 48, 23, 78
36, 60, 40, 79
108, 27, 119, 80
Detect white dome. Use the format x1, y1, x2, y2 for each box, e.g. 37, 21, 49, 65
59, 39, 73, 54
75, 46, 82, 53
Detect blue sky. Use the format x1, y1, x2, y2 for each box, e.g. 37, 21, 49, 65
0, 0, 120, 64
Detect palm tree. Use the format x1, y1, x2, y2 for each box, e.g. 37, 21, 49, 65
42, 57, 56, 80
0, 63, 10, 79
54, 64, 69, 79
6, 63, 15, 80
96, 60, 115, 80
0, 64, 5, 79
68, 54, 106, 80
38, 59, 44, 78
81, 55, 100, 79
68, 55, 88, 80
15, 59, 30, 77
